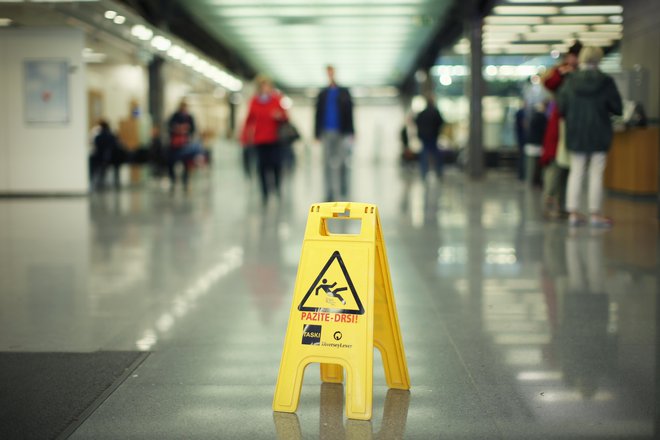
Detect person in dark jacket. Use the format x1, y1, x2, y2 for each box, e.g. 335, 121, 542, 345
557, 46, 623, 228
91, 120, 122, 190
514, 104, 526, 181
524, 101, 548, 187
415, 95, 444, 180
314, 65, 354, 201
167, 100, 197, 190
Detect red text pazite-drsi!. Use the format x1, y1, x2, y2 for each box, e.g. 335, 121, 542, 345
300, 311, 359, 324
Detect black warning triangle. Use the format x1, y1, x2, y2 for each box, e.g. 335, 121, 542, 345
298, 251, 365, 315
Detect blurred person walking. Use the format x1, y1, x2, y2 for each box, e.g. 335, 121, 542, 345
514, 102, 526, 181
523, 101, 547, 187
541, 41, 582, 218
91, 120, 122, 190
415, 95, 445, 181
558, 46, 622, 228
167, 100, 198, 191
241, 74, 289, 205
315, 65, 355, 201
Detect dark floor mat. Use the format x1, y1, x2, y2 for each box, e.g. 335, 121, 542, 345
0, 351, 148, 440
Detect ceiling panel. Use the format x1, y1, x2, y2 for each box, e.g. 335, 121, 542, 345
178, 0, 454, 89
451, 1, 623, 57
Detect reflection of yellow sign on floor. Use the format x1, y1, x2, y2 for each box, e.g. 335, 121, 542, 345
273, 202, 410, 420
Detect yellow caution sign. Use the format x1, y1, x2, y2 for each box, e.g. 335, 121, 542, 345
273, 202, 410, 420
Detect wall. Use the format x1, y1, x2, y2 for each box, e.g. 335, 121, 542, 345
0, 28, 87, 194
86, 60, 230, 150
86, 64, 148, 131
621, 0, 660, 119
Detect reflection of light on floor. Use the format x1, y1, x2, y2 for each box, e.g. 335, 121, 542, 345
135, 246, 244, 350
517, 371, 563, 381
278, 222, 291, 240
538, 390, 614, 402
156, 313, 175, 332
437, 246, 467, 264
486, 320, 546, 333
608, 301, 619, 334
485, 244, 517, 265
487, 279, 540, 290
410, 180, 425, 228
495, 334, 551, 345
505, 348, 542, 366
136, 329, 158, 351
482, 200, 521, 227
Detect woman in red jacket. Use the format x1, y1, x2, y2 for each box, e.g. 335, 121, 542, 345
241, 75, 288, 204
540, 41, 581, 219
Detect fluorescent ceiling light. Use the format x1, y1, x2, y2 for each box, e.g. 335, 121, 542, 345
534, 24, 588, 33
209, 0, 428, 4
560, 5, 623, 15
572, 38, 613, 46
484, 34, 519, 42
494, 6, 559, 15
507, 0, 576, 2
113, 15, 125, 25
503, 44, 550, 54
131, 24, 153, 41
104, 10, 117, 20
193, 58, 208, 73
439, 74, 452, 86
428, 67, 465, 79
217, 6, 419, 17
151, 35, 172, 51
580, 31, 622, 40
593, 24, 623, 32
485, 16, 544, 25
181, 52, 198, 66
0, 18, 12, 26
547, 15, 606, 24
484, 25, 531, 33
523, 33, 567, 42
167, 45, 186, 60
320, 17, 421, 26
609, 15, 623, 24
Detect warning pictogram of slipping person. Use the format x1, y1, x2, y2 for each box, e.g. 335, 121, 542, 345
298, 251, 365, 315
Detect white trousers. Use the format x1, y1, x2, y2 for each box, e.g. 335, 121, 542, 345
565, 152, 607, 214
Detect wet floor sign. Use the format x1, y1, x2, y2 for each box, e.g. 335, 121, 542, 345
273, 202, 410, 420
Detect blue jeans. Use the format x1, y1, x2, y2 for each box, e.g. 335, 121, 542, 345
419, 140, 442, 178
168, 144, 202, 187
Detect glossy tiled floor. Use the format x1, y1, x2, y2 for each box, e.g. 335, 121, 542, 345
0, 145, 658, 439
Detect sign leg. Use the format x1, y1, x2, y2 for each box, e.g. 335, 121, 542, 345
273, 356, 307, 413
321, 363, 343, 383
345, 365, 373, 420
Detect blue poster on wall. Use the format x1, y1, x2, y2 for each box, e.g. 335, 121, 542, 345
24, 59, 69, 124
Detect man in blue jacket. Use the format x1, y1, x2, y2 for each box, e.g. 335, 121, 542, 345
315, 65, 354, 201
